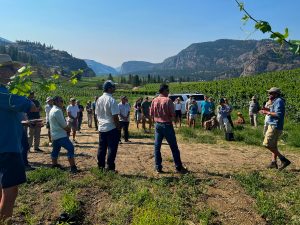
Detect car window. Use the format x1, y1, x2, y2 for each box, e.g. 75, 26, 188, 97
169, 95, 184, 102
193, 95, 204, 101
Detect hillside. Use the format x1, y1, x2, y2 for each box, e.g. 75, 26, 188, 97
120, 39, 300, 80
84, 59, 118, 75
0, 38, 95, 77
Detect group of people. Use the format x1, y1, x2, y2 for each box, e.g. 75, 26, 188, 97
0, 53, 292, 223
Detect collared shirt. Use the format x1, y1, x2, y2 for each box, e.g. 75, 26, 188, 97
96, 92, 120, 132
49, 105, 68, 140
118, 102, 131, 122
0, 86, 32, 153
185, 98, 192, 110
267, 97, 285, 130
67, 105, 79, 118
150, 95, 175, 123
45, 104, 53, 123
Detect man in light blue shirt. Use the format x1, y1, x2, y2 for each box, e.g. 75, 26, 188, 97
260, 87, 291, 170
49, 96, 78, 173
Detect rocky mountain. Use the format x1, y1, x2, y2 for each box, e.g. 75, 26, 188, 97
0, 38, 95, 77
120, 61, 157, 74
84, 59, 117, 75
119, 39, 300, 80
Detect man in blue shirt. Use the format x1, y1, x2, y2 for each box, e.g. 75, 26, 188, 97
200, 96, 211, 127
0, 54, 37, 222
260, 87, 291, 170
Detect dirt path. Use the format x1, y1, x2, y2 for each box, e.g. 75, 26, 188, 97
28, 118, 300, 225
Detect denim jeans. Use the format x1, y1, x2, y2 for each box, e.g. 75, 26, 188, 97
51, 137, 75, 159
154, 122, 183, 170
119, 121, 129, 141
97, 128, 119, 170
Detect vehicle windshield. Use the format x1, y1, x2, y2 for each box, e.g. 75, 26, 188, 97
192, 95, 204, 101
169, 95, 184, 102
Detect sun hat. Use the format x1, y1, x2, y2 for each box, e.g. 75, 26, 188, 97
267, 87, 281, 94
46, 97, 53, 103
103, 80, 115, 91
0, 54, 23, 69
70, 98, 76, 102
237, 112, 242, 115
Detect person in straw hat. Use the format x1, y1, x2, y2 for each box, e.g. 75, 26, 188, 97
0, 54, 38, 222
260, 87, 291, 170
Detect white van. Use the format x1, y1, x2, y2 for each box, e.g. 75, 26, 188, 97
169, 93, 205, 114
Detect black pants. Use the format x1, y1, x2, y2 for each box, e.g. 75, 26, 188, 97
119, 121, 129, 141
78, 116, 83, 131
21, 128, 30, 166
94, 114, 98, 130
97, 128, 119, 170
227, 115, 234, 128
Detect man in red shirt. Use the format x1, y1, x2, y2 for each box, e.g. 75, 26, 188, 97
150, 84, 187, 174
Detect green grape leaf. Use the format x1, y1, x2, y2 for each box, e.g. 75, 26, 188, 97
52, 74, 60, 80
238, 2, 244, 11
255, 21, 271, 33
70, 78, 78, 85
47, 83, 57, 91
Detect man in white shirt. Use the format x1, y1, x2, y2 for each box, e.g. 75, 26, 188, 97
185, 96, 193, 124
45, 96, 53, 144
96, 80, 120, 172
67, 98, 79, 142
118, 96, 131, 143
49, 96, 78, 173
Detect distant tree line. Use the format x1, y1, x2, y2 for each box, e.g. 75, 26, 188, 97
106, 73, 197, 87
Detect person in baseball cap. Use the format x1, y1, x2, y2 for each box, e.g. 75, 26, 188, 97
103, 80, 116, 92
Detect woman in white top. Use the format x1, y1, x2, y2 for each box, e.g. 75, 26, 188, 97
174, 98, 182, 127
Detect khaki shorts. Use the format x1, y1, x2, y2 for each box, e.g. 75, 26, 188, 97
263, 125, 282, 148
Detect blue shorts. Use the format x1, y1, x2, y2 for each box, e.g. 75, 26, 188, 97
51, 137, 75, 159
0, 153, 26, 188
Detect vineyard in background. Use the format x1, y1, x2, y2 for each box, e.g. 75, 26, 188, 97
34, 68, 300, 121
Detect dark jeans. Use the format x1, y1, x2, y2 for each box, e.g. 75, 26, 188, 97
97, 128, 119, 170
154, 122, 183, 171
119, 121, 129, 141
94, 114, 98, 130
227, 115, 234, 128
21, 127, 30, 166
78, 116, 83, 131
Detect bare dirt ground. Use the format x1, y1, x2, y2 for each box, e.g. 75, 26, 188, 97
27, 117, 300, 225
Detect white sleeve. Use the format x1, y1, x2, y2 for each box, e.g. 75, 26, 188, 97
111, 99, 120, 116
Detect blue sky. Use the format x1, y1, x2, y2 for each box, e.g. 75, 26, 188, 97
1, 0, 299, 67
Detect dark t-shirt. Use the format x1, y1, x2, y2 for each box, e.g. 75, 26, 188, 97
27, 99, 40, 119
141, 101, 151, 115
78, 104, 84, 118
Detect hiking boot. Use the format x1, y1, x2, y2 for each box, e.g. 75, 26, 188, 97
267, 161, 278, 169
279, 158, 291, 171
70, 166, 79, 174
176, 166, 189, 174
124, 140, 131, 143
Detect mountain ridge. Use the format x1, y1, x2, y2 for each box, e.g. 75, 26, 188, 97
119, 39, 300, 80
